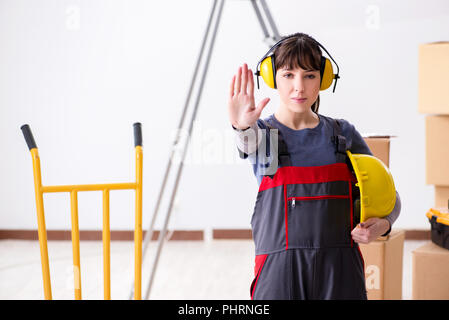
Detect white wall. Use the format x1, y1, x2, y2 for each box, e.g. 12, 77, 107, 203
1, 0, 448, 232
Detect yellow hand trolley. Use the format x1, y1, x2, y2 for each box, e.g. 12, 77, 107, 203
20, 123, 143, 300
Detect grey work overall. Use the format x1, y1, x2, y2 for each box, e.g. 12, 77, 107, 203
250, 119, 367, 300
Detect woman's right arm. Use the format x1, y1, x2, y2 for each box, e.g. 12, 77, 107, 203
233, 122, 262, 158
228, 63, 270, 158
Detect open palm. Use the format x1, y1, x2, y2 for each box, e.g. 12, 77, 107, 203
228, 63, 270, 129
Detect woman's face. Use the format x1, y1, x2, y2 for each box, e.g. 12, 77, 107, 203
275, 66, 321, 114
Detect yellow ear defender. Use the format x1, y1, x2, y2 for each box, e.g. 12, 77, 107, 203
255, 34, 340, 92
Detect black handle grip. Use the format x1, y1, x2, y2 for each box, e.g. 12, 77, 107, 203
20, 124, 37, 150
133, 122, 142, 147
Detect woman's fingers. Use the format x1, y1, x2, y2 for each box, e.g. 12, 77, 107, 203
232, 63, 255, 98
241, 63, 248, 95
351, 229, 367, 243
229, 74, 235, 98
352, 236, 368, 244
256, 97, 270, 114
248, 67, 254, 96
235, 66, 242, 95
360, 218, 379, 228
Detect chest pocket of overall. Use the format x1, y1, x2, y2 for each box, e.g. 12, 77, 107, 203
286, 180, 353, 248
256, 118, 359, 250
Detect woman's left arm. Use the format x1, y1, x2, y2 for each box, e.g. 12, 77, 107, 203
347, 121, 402, 243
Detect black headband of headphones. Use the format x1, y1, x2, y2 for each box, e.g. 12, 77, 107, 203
255, 33, 340, 92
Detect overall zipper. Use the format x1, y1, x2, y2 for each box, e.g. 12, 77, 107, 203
289, 195, 349, 208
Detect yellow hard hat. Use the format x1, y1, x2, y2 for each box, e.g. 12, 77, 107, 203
346, 150, 396, 222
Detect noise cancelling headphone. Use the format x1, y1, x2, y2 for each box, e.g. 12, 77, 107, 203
254, 33, 340, 92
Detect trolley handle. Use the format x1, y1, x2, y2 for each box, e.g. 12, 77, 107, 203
133, 122, 142, 147
20, 124, 37, 150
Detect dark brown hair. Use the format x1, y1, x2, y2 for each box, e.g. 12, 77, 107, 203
274, 33, 322, 114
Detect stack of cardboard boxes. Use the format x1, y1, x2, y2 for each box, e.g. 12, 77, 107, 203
360, 137, 405, 300
412, 41, 449, 300
419, 42, 449, 207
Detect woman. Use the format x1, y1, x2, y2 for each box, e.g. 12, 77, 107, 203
227, 33, 401, 300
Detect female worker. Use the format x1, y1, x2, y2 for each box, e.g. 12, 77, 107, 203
227, 33, 401, 300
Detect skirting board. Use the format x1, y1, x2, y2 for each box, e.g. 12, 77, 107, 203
0, 229, 430, 241
0, 230, 203, 241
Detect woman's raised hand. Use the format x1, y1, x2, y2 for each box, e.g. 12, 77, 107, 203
228, 63, 270, 130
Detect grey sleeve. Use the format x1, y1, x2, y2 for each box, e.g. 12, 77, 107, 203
350, 123, 401, 234
233, 122, 263, 159
348, 122, 372, 155
385, 191, 401, 227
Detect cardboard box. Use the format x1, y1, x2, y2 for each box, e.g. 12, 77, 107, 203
412, 241, 449, 300
358, 229, 405, 300
363, 136, 391, 168
435, 186, 449, 208
425, 116, 449, 185
418, 42, 449, 114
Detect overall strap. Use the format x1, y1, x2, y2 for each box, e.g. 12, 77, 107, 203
331, 119, 348, 163
260, 120, 292, 169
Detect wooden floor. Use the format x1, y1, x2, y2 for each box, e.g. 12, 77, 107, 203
0, 239, 427, 300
